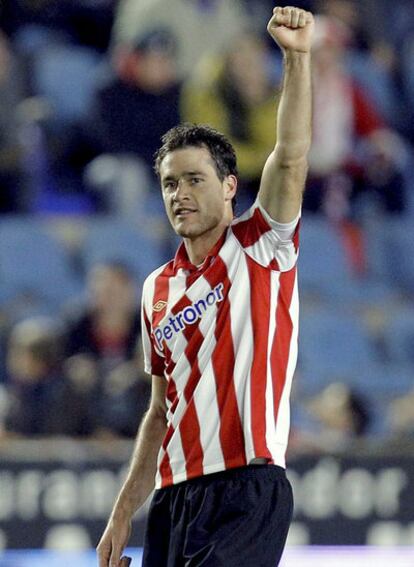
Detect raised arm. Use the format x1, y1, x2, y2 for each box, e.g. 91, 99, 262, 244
258, 6, 314, 223
97, 374, 167, 567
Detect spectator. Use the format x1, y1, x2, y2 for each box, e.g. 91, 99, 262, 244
181, 31, 278, 205
304, 15, 407, 219
63, 349, 150, 440
1, 317, 94, 437
111, 0, 248, 81
64, 261, 140, 374
63, 261, 149, 438
387, 388, 414, 439
96, 353, 151, 439
90, 29, 180, 169
83, 28, 181, 210
0, 31, 27, 213
317, 0, 370, 49
290, 381, 371, 452
0, 0, 115, 52
0, 0, 59, 38
318, 0, 408, 134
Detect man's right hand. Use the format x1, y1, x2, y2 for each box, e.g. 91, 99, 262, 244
97, 514, 132, 567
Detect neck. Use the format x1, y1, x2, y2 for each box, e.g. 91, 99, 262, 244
95, 310, 131, 327
183, 220, 229, 266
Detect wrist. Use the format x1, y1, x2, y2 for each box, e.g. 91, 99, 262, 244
283, 48, 311, 59
283, 49, 312, 70
112, 488, 139, 520
112, 502, 134, 521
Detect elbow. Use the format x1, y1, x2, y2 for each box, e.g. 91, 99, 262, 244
274, 142, 311, 166
147, 401, 167, 426
274, 150, 309, 171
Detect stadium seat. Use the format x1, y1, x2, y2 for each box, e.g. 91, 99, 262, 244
378, 219, 414, 293
346, 51, 399, 126
0, 218, 82, 308
82, 219, 168, 286
298, 218, 357, 301
298, 307, 378, 382
298, 218, 395, 305
370, 363, 414, 397
402, 35, 414, 107
383, 309, 414, 366
298, 302, 413, 399
32, 42, 103, 125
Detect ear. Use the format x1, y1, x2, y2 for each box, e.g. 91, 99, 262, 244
224, 175, 238, 202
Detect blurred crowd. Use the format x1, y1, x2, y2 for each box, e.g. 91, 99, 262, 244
0, 0, 413, 449
0, 261, 150, 440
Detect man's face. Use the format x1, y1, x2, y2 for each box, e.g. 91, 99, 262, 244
134, 49, 177, 93
88, 266, 135, 312
159, 147, 235, 239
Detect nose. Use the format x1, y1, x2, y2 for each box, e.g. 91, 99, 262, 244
172, 178, 190, 201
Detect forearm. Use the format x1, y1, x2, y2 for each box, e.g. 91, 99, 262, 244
110, 408, 167, 520
276, 51, 312, 161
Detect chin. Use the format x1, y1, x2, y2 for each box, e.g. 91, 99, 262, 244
173, 217, 220, 239
175, 226, 200, 239
172, 219, 199, 238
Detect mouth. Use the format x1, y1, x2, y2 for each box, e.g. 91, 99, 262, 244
174, 207, 198, 218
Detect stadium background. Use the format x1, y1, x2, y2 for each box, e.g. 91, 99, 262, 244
0, 0, 413, 565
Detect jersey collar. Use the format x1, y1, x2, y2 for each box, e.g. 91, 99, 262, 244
173, 229, 227, 274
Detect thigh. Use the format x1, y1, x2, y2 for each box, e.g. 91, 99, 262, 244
183, 466, 293, 567
141, 488, 175, 567
142, 483, 192, 567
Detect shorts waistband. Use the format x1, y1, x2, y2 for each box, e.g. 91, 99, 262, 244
163, 464, 286, 490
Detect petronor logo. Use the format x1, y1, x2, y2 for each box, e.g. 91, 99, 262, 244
154, 283, 224, 351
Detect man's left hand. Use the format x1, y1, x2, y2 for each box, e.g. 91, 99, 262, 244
267, 6, 314, 53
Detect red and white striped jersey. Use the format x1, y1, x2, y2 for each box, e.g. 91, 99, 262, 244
142, 200, 300, 489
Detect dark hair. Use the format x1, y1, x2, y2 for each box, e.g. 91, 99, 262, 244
10, 318, 63, 367
154, 123, 238, 181
348, 391, 370, 436
92, 260, 135, 281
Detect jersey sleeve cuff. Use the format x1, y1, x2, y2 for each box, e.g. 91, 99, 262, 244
255, 199, 301, 241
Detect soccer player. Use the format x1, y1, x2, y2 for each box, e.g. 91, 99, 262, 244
97, 6, 313, 567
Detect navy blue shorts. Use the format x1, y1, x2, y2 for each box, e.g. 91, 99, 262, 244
142, 464, 293, 567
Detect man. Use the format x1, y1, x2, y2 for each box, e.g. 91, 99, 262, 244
97, 6, 313, 567
90, 29, 181, 172
111, 0, 248, 80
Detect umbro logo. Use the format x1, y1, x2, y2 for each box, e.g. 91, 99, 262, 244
153, 300, 167, 312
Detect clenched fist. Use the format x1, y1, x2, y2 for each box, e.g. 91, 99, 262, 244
267, 6, 314, 53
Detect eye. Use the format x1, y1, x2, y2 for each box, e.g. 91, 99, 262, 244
163, 181, 176, 192
190, 177, 202, 185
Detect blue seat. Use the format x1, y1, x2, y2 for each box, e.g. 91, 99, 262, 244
297, 359, 413, 399
402, 35, 414, 104
299, 308, 377, 380
346, 51, 400, 126
380, 219, 414, 293
298, 218, 357, 300
32, 42, 102, 125
383, 309, 414, 365
0, 218, 82, 308
299, 216, 400, 298
359, 363, 414, 438
82, 219, 168, 286
370, 363, 414, 397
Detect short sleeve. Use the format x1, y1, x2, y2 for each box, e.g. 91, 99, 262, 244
141, 292, 165, 377
231, 200, 300, 272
